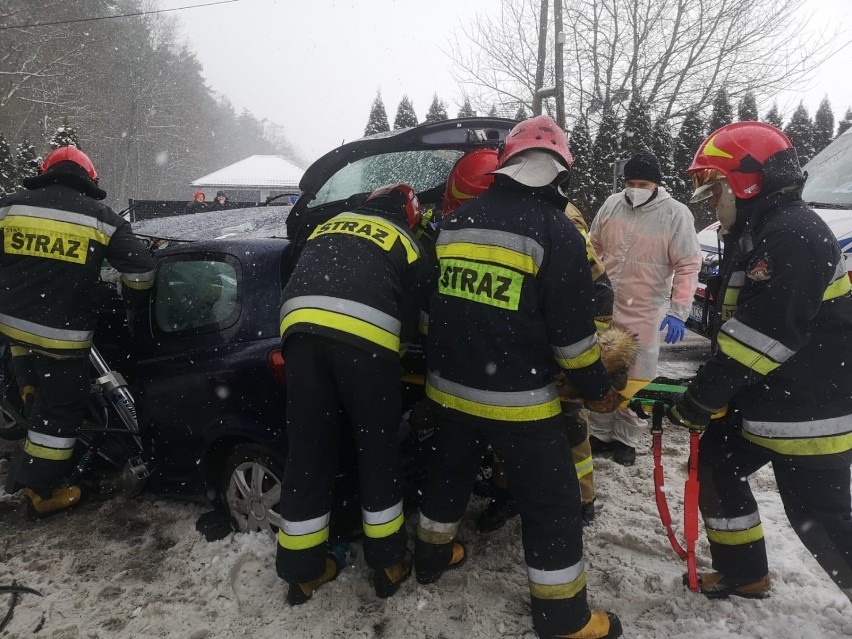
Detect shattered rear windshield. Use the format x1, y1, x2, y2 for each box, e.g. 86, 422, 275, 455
311, 150, 464, 207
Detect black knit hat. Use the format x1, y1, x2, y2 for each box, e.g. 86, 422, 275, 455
623, 150, 662, 184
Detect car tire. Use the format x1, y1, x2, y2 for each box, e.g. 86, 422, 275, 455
220, 443, 286, 540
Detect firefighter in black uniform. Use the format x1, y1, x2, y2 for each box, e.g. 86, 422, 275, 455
415, 116, 624, 639
0, 145, 155, 518
669, 122, 852, 601
276, 184, 432, 605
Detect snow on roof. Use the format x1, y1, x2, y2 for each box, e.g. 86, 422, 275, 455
191, 155, 304, 189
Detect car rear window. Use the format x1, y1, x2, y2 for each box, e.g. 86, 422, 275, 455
154, 258, 240, 333
311, 149, 464, 207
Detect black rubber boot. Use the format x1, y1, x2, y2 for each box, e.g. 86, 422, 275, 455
415, 540, 467, 585
374, 551, 412, 599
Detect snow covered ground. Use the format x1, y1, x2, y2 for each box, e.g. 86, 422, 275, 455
1, 334, 850, 638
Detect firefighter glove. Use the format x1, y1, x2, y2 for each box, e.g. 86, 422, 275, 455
667, 391, 711, 431
660, 315, 685, 344
584, 387, 623, 414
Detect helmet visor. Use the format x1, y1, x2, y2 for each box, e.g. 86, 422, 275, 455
690, 169, 726, 203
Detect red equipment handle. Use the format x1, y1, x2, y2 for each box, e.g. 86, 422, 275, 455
649, 402, 700, 592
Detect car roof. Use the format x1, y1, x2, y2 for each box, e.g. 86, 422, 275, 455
298, 117, 516, 196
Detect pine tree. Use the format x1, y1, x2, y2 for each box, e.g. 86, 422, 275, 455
737, 91, 759, 121
0, 134, 16, 194
393, 95, 418, 130
784, 102, 814, 163
590, 109, 622, 211
514, 104, 528, 121
619, 95, 653, 156
568, 118, 594, 215
838, 108, 852, 138
488, 105, 499, 117
651, 119, 675, 190
708, 89, 734, 133
457, 98, 476, 118
49, 117, 81, 150
364, 91, 391, 136
14, 138, 39, 184
672, 110, 706, 201
812, 97, 834, 154
425, 95, 449, 123
764, 103, 784, 129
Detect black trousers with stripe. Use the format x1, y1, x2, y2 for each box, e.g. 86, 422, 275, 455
7, 350, 89, 497
699, 421, 852, 598
277, 333, 407, 584
418, 406, 590, 638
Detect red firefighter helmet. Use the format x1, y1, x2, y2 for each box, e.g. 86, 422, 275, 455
688, 122, 795, 200
364, 183, 422, 230
442, 149, 499, 217
498, 115, 573, 170
41, 145, 98, 181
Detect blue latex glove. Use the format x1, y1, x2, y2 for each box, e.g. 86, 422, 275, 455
660, 315, 685, 344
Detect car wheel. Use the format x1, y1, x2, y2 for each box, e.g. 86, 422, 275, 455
221, 444, 285, 540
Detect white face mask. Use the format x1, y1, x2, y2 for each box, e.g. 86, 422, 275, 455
625, 187, 655, 208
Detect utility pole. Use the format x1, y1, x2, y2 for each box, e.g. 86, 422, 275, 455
532, 0, 566, 128
554, 0, 565, 128
532, 0, 549, 117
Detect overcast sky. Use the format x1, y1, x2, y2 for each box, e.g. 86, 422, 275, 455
163, 0, 852, 164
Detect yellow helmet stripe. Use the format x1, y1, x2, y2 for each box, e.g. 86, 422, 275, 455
703, 136, 734, 159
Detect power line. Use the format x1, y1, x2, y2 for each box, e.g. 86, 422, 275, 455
0, 0, 242, 31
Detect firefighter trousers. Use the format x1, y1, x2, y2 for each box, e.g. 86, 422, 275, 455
417, 407, 591, 638
699, 421, 852, 600
7, 349, 88, 498
276, 334, 407, 584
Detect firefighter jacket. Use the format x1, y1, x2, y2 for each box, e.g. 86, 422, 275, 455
278, 205, 432, 360
590, 187, 701, 384
425, 179, 612, 424
687, 188, 852, 465
0, 172, 155, 357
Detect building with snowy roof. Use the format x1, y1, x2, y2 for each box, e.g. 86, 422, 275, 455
191, 154, 304, 203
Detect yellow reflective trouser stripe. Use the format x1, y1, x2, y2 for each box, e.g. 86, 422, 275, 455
416, 525, 455, 545
742, 430, 852, 456
717, 333, 781, 375
436, 243, 538, 275
529, 572, 587, 601
425, 383, 562, 422
24, 440, 74, 461
706, 523, 764, 546
556, 343, 601, 370
277, 526, 329, 551
363, 513, 404, 539
0, 323, 92, 351
280, 308, 400, 352
823, 275, 852, 301
575, 455, 593, 479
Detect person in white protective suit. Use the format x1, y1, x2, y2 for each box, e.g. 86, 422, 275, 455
588, 150, 701, 465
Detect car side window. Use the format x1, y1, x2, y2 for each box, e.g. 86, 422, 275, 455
154, 258, 240, 333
